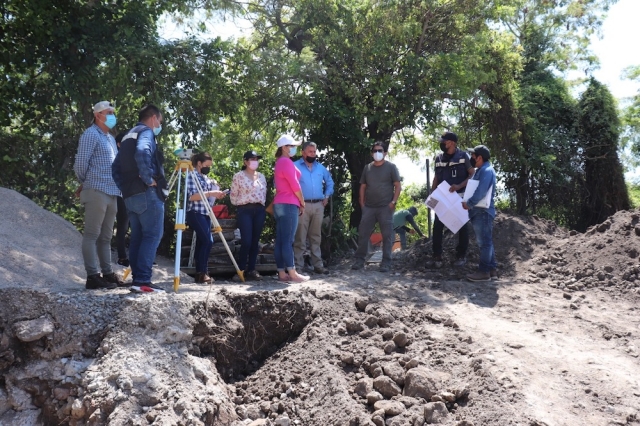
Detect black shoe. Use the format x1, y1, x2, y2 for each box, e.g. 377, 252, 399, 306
86, 274, 117, 290
103, 272, 124, 286
351, 260, 365, 270
246, 270, 263, 281
117, 258, 130, 267
379, 264, 390, 273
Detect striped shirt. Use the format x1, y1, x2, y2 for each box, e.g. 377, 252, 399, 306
187, 171, 219, 215
73, 124, 120, 196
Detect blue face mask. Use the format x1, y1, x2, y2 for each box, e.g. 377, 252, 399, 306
289, 146, 297, 157
152, 116, 162, 136
104, 114, 117, 129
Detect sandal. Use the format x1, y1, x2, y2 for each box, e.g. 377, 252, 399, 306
289, 274, 310, 283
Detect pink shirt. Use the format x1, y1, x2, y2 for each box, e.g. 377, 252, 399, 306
273, 157, 301, 206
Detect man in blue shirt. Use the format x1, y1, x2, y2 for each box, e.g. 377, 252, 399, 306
462, 145, 498, 282
293, 141, 334, 274
74, 101, 123, 290
112, 105, 166, 292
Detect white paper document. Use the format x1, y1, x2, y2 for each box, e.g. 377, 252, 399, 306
424, 181, 469, 234
462, 180, 492, 209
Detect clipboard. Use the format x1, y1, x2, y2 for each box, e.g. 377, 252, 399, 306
463, 180, 492, 208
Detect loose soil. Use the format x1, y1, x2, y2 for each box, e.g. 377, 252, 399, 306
1, 187, 639, 426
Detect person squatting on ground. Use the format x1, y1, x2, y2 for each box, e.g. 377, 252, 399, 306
230, 150, 267, 281
393, 206, 424, 250
462, 145, 498, 282
114, 132, 130, 268
73, 101, 123, 290
273, 135, 310, 283
293, 141, 334, 274
112, 105, 166, 291
351, 142, 402, 273
430, 131, 475, 268
186, 152, 227, 284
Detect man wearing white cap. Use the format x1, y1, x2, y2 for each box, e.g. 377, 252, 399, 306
73, 101, 123, 290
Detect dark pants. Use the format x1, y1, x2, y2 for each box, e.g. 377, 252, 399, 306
236, 204, 266, 271
116, 196, 129, 260
354, 205, 394, 265
186, 210, 213, 274
432, 214, 469, 259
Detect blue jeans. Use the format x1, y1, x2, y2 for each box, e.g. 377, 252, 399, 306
274, 203, 299, 271
236, 204, 266, 271
469, 209, 497, 272
124, 187, 164, 283
186, 210, 213, 274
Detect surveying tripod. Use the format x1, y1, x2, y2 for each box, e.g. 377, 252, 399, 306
122, 159, 245, 292
166, 159, 245, 292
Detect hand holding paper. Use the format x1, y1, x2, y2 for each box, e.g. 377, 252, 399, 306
424, 181, 469, 234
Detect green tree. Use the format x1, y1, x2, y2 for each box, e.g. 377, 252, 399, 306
236, 0, 516, 228
621, 65, 640, 166
577, 78, 630, 230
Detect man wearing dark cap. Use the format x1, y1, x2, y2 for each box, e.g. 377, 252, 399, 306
392, 206, 424, 250
462, 145, 497, 281
430, 131, 475, 268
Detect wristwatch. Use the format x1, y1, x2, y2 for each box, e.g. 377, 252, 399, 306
391, 200, 396, 205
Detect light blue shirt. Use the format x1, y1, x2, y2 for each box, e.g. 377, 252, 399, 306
294, 158, 334, 201
467, 161, 496, 218
73, 124, 120, 196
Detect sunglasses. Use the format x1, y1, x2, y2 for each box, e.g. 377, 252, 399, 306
372, 149, 384, 153
286, 144, 296, 148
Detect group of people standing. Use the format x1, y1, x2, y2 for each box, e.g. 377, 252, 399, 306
74, 102, 166, 291
349, 132, 497, 282
74, 99, 494, 290
430, 132, 497, 281
180, 134, 336, 284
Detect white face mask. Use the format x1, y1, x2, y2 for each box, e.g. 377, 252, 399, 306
248, 160, 259, 170
373, 152, 384, 162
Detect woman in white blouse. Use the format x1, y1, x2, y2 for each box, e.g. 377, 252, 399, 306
230, 150, 267, 281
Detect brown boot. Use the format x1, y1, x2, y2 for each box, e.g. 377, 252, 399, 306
466, 271, 491, 282
194, 272, 213, 283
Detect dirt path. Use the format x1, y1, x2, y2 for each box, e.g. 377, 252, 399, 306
419, 278, 640, 425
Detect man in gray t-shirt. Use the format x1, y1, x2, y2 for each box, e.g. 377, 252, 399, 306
351, 142, 402, 272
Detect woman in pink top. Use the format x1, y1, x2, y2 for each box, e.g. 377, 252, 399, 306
273, 135, 310, 283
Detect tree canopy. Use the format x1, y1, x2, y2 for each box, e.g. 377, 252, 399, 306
0, 0, 634, 254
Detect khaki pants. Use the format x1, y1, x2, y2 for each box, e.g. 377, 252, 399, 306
294, 201, 324, 270
80, 188, 117, 277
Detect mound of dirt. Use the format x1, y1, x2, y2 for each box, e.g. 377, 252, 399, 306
0, 188, 86, 289
521, 209, 640, 298
394, 212, 569, 279
2, 187, 640, 426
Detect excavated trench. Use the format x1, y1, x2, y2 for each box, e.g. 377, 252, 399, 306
190, 291, 314, 382
0, 288, 314, 425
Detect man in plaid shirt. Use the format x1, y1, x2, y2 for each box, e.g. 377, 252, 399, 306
73, 101, 123, 290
